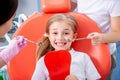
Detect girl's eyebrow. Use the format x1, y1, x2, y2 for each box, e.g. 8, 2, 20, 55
64, 29, 70, 30
64, 29, 72, 31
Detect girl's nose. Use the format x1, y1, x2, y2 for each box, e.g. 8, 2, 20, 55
56, 34, 64, 40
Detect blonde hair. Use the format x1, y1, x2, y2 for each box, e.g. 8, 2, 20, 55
36, 14, 78, 60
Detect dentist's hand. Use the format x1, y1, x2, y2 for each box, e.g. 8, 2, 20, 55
0, 36, 27, 63
87, 32, 103, 46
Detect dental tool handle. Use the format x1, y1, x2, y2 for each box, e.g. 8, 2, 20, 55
75, 37, 87, 41
25, 38, 43, 46
67, 37, 87, 42
25, 39, 38, 45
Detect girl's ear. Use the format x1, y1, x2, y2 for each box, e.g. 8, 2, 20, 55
72, 32, 77, 42
73, 32, 77, 39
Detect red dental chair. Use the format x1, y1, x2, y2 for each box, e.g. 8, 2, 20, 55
7, 0, 111, 80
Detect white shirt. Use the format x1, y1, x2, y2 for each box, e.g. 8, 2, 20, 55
31, 49, 101, 80
72, 0, 120, 54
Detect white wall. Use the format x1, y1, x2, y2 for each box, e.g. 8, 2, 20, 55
16, 0, 39, 16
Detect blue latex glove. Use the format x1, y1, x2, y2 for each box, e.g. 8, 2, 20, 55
0, 36, 27, 63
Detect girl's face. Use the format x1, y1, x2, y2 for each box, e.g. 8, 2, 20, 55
48, 21, 77, 51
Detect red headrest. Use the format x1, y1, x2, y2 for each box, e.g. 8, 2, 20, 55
41, 0, 71, 13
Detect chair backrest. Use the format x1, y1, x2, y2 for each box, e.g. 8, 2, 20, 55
7, 0, 111, 80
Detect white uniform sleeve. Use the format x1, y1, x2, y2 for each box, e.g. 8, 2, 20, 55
84, 54, 101, 80
31, 57, 48, 80
109, 1, 120, 16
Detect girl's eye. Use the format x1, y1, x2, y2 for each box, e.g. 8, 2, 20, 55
52, 32, 57, 35
64, 32, 69, 35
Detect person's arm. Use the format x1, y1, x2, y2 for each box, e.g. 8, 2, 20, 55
87, 16, 120, 46
71, 0, 77, 11
0, 36, 26, 68
105, 16, 120, 42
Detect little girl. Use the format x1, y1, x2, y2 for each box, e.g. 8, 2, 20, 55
31, 14, 101, 80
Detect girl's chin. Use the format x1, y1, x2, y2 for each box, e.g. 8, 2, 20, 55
55, 48, 65, 50
55, 48, 70, 51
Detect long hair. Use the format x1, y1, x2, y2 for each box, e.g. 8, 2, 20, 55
36, 14, 78, 60
0, 0, 18, 25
